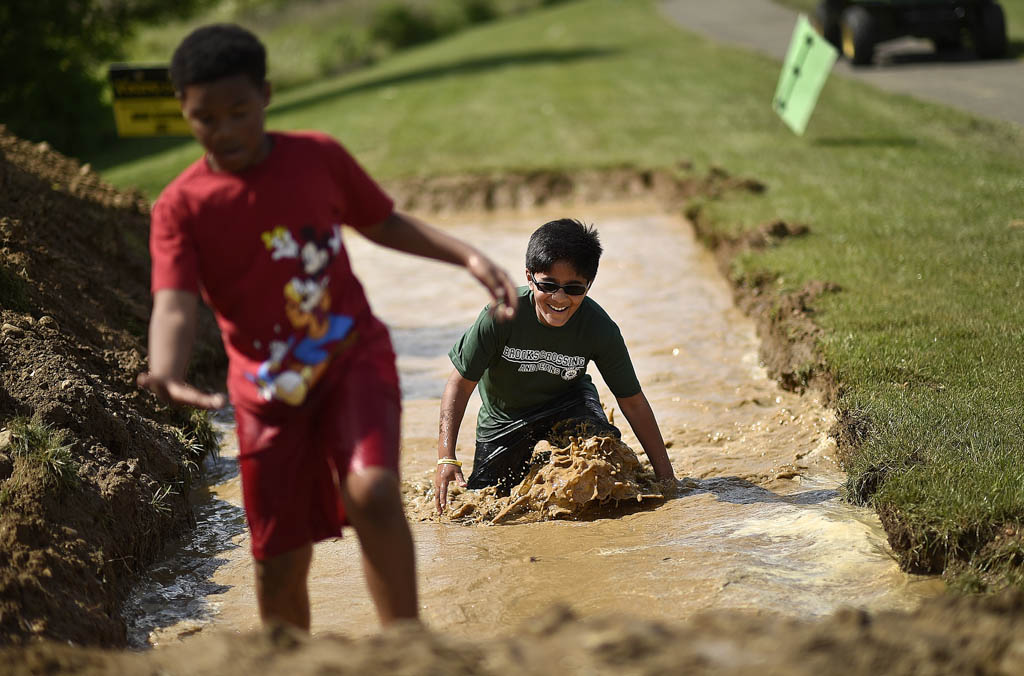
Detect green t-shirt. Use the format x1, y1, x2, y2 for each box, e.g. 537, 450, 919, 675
449, 286, 641, 441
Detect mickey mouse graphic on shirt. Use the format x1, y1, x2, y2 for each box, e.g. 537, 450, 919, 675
248, 224, 355, 405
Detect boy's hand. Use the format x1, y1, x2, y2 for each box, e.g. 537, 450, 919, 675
434, 462, 467, 514
137, 372, 227, 410
466, 253, 518, 321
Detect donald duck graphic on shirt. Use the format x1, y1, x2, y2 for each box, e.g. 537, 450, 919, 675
247, 224, 354, 405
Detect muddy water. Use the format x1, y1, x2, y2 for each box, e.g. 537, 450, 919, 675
128, 204, 941, 646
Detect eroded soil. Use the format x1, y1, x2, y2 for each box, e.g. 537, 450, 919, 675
0, 126, 224, 647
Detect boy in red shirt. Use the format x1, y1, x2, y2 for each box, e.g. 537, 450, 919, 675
137, 23, 518, 631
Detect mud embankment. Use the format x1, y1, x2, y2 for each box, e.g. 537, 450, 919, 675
0, 126, 224, 647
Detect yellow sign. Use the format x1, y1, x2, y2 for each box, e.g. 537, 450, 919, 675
108, 65, 190, 137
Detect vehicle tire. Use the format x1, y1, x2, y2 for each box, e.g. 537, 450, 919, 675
815, 0, 842, 49
840, 5, 875, 66
932, 35, 962, 53
973, 2, 1008, 59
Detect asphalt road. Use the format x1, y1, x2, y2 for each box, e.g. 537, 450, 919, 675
659, 0, 1023, 127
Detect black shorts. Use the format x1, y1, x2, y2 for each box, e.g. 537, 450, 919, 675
466, 388, 620, 493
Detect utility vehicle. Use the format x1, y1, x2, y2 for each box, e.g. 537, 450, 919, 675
815, 0, 1008, 65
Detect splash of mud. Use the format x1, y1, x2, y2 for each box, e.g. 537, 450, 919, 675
405, 432, 673, 525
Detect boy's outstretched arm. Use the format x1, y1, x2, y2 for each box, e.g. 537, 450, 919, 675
360, 211, 518, 320
615, 391, 676, 482
434, 370, 478, 514
137, 289, 227, 410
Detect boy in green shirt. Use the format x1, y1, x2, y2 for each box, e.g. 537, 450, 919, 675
434, 218, 676, 513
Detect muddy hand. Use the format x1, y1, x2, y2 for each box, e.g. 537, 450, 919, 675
467, 253, 518, 321
137, 372, 227, 410
434, 463, 467, 515
661, 477, 698, 496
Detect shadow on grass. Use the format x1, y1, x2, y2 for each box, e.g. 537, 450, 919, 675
812, 136, 919, 148
85, 136, 195, 174
268, 47, 619, 118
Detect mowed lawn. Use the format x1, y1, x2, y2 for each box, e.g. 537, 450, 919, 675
93, 0, 1024, 589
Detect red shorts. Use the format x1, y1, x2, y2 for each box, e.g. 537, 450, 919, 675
235, 341, 401, 560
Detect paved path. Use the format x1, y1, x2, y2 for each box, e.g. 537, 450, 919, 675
659, 0, 1024, 127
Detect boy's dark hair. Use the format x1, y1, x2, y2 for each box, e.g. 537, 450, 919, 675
170, 24, 267, 93
525, 218, 602, 282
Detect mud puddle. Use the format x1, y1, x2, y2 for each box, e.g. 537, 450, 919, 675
125, 204, 942, 646
122, 413, 244, 647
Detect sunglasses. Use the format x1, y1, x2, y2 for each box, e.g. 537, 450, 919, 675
528, 271, 589, 296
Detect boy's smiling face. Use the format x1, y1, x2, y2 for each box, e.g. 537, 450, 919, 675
179, 74, 271, 173
527, 260, 590, 328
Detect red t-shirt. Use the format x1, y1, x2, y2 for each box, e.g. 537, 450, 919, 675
150, 131, 394, 415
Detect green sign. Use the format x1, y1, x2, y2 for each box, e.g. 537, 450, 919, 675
773, 15, 838, 136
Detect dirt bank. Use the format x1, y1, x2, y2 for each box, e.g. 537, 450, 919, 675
6, 591, 1024, 675
0, 126, 224, 647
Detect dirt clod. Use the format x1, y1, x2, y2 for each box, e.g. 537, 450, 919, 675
5, 591, 1024, 675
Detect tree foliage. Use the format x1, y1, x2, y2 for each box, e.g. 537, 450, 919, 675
0, 0, 214, 155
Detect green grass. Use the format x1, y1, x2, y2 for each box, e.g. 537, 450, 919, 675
775, 0, 1024, 50
149, 483, 177, 516
120, 0, 567, 92
172, 408, 221, 458
7, 418, 79, 490
170, 408, 222, 493
0, 265, 30, 313
123, 0, 395, 91
90, 0, 566, 180
91, 0, 1024, 588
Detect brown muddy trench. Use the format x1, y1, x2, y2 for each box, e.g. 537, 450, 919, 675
126, 204, 942, 646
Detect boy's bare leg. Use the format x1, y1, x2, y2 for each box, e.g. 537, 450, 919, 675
342, 466, 419, 624
253, 543, 313, 630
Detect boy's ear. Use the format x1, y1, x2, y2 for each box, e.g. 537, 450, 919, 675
261, 80, 272, 107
